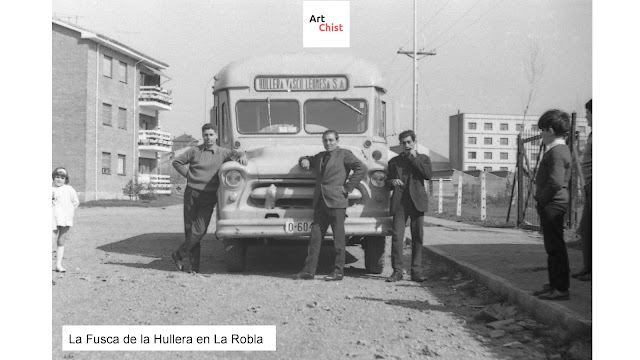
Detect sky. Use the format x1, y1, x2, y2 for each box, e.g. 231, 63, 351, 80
51, 0, 591, 156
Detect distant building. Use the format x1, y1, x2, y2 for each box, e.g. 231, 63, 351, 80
172, 133, 199, 151
53, 18, 174, 201
449, 113, 589, 172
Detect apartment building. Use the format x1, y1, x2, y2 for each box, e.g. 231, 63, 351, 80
52, 18, 173, 201
449, 113, 590, 172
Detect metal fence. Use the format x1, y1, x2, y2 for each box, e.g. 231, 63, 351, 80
513, 112, 585, 230
516, 129, 544, 230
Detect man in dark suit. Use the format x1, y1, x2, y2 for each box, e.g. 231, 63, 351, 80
386, 130, 432, 282
294, 130, 366, 281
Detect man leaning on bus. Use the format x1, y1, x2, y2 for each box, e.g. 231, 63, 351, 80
294, 130, 366, 281
171, 123, 247, 273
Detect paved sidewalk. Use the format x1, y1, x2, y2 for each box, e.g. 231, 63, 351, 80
422, 216, 592, 338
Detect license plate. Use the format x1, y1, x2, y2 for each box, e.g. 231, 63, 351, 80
284, 219, 312, 233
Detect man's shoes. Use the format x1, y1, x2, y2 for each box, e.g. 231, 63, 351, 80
171, 251, 183, 271
577, 273, 591, 281
410, 272, 426, 283
386, 271, 403, 282
571, 268, 590, 279
537, 290, 570, 301
324, 272, 344, 281
532, 284, 553, 296
293, 272, 314, 280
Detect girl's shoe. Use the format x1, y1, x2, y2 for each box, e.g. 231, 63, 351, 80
56, 265, 66, 273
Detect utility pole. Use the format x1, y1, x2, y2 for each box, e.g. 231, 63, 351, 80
397, 0, 436, 134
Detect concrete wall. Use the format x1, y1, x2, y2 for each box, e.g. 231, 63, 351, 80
52, 24, 89, 197
53, 23, 139, 201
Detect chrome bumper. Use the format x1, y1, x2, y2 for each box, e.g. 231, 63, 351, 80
215, 217, 392, 239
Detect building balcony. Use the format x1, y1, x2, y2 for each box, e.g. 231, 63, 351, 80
138, 174, 172, 195
138, 130, 173, 153
139, 86, 173, 111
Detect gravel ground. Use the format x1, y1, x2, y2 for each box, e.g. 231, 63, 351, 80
52, 205, 583, 359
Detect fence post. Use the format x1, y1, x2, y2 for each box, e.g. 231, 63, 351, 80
438, 178, 443, 214
480, 172, 486, 220
517, 134, 523, 227
456, 175, 462, 217
567, 112, 577, 228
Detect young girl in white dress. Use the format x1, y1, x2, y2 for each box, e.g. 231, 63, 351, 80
52, 167, 79, 272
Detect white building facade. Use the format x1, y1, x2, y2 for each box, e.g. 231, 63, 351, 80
449, 113, 590, 172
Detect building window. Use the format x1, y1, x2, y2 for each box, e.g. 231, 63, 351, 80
500, 123, 508, 131
101, 152, 111, 175
578, 126, 586, 133
484, 137, 492, 145
468, 122, 477, 130
468, 137, 477, 145
500, 167, 509, 171
484, 123, 493, 131
500, 138, 508, 145
516, 124, 523, 131
117, 155, 126, 175
531, 152, 540, 160
531, 124, 538, 131
484, 166, 492, 172
102, 103, 112, 126
118, 107, 127, 129
484, 152, 492, 159
468, 166, 476, 170
118, 61, 128, 83
103, 55, 113, 78
468, 151, 477, 159
500, 152, 508, 160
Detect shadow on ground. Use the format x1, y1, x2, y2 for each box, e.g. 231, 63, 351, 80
97, 233, 370, 279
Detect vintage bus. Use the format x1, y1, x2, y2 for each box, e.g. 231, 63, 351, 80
211, 53, 393, 273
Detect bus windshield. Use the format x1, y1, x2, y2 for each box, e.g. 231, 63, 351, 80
237, 100, 300, 134
304, 99, 368, 134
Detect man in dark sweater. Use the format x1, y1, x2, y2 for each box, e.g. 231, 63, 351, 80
171, 123, 247, 273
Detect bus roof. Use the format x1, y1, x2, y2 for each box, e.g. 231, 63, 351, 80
213, 53, 387, 93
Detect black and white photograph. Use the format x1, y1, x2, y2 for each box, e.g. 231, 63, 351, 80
11, 0, 633, 358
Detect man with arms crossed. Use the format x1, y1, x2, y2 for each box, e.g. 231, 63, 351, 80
171, 123, 247, 273
294, 130, 366, 281
386, 130, 432, 282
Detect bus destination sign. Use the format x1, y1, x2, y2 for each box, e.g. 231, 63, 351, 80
255, 76, 348, 92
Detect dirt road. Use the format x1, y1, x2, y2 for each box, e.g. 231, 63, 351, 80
53, 205, 565, 359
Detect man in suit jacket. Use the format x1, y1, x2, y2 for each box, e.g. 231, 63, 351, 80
386, 130, 432, 282
294, 130, 366, 281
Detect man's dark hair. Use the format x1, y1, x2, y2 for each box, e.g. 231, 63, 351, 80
398, 130, 416, 142
585, 99, 592, 113
538, 109, 570, 137
202, 123, 216, 133
322, 129, 339, 140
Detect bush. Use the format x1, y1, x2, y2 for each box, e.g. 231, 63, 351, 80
123, 179, 143, 200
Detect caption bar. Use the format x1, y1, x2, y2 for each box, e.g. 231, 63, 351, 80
62, 325, 276, 351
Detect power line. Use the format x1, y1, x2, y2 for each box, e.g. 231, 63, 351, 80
433, 0, 507, 50
425, 0, 484, 49
400, 0, 454, 50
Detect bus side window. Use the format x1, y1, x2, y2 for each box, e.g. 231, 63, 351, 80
221, 102, 230, 145
381, 101, 386, 138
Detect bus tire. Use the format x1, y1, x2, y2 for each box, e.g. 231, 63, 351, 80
223, 238, 246, 272
363, 236, 386, 274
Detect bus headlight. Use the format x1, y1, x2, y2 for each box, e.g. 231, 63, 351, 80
225, 170, 243, 188
370, 171, 387, 188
